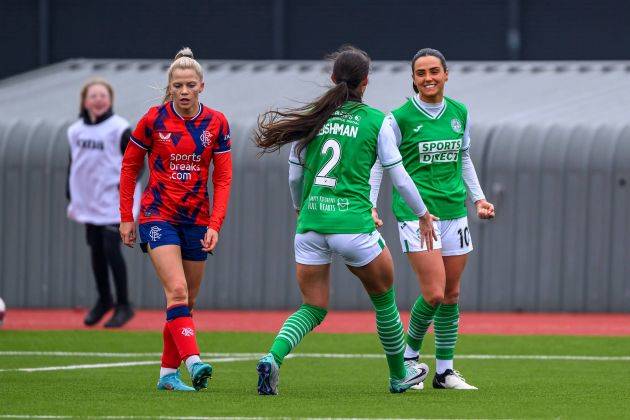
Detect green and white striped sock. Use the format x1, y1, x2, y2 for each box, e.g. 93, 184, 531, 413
269, 303, 327, 366
406, 296, 438, 354
434, 303, 459, 363
369, 287, 406, 380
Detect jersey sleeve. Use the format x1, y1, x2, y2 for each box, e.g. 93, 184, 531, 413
288, 142, 305, 209
208, 114, 233, 232
387, 114, 403, 147
213, 114, 231, 154
130, 112, 153, 151
288, 142, 304, 166
377, 118, 403, 169
462, 112, 471, 151
119, 141, 147, 222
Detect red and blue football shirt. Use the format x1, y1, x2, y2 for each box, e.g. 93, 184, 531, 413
120, 102, 232, 231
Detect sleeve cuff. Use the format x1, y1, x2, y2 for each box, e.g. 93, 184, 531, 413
382, 159, 403, 169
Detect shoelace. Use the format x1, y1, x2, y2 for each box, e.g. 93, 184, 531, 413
452, 369, 467, 382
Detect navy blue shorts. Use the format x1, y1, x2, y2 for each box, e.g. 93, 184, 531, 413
139, 222, 209, 261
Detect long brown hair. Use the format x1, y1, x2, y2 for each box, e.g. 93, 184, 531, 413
254, 45, 371, 159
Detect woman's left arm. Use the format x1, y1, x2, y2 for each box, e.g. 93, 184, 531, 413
203, 115, 233, 252
462, 114, 494, 219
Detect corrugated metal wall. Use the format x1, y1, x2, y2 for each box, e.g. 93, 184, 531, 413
1, 60, 629, 312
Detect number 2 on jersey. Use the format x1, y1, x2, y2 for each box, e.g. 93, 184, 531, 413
314, 139, 341, 188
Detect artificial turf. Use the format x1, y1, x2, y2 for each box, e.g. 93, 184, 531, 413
0, 331, 629, 419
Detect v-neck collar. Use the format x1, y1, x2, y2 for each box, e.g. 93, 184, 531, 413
411, 95, 447, 120
170, 101, 203, 121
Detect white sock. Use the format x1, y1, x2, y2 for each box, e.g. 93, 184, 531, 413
404, 344, 419, 360
160, 367, 178, 378
436, 359, 453, 374
185, 355, 202, 373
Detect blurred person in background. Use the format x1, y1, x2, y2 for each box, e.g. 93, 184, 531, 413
254, 45, 437, 395
67, 78, 137, 328
119, 47, 232, 392
371, 48, 495, 390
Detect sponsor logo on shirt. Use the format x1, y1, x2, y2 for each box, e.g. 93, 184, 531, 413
337, 198, 349, 211
158, 132, 172, 143
75, 139, 104, 150
413, 124, 423, 133
169, 153, 202, 181
418, 139, 462, 164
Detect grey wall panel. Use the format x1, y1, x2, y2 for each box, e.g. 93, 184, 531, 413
560, 125, 594, 311
584, 124, 620, 311
479, 123, 521, 310
537, 125, 572, 311
610, 125, 630, 311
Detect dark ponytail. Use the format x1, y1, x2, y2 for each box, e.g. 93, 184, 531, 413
254, 45, 371, 158
411, 48, 448, 93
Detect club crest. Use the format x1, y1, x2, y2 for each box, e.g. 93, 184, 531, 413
451, 118, 463, 134
200, 130, 213, 147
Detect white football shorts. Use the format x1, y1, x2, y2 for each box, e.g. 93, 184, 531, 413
295, 230, 386, 267
398, 216, 472, 256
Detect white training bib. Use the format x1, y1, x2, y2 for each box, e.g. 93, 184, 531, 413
67, 114, 139, 225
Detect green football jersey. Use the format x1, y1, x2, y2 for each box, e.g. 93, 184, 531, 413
391, 96, 468, 221
296, 101, 385, 234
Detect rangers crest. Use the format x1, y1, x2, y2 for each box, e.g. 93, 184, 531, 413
200, 130, 213, 147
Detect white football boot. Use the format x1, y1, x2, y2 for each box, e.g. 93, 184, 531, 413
432, 369, 478, 390
404, 358, 427, 390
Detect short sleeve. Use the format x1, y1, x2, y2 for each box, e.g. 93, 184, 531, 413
130, 112, 153, 151
213, 114, 231, 154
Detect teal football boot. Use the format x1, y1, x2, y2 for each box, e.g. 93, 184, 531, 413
389, 362, 429, 393
157, 371, 195, 391
190, 362, 213, 390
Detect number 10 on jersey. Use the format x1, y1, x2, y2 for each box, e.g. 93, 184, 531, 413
314, 139, 341, 188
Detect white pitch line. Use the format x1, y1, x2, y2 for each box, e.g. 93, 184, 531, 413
0, 357, 257, 373
0, 351, 628, 362
0, 361, 159, 373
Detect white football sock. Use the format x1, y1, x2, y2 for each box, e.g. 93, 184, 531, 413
404, 344, 419, 360
436, 359, 453, 374
160, 367, 178, 378
185, 355, 202, 373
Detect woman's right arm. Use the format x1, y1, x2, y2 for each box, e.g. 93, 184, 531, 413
119, 114, 152, 246
377, 118, 438, 250
119, 142, 146, 222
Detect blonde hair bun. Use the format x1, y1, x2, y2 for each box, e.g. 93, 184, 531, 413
175, 47, 194, 60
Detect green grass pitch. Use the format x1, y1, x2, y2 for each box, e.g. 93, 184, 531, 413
1, 331, 629, 419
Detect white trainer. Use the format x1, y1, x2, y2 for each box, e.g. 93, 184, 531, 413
432, 369, 477, 390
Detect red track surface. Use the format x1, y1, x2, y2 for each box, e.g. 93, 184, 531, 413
2, 309, 630, 336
